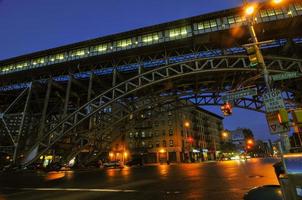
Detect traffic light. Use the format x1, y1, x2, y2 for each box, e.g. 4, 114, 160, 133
292, 109, 302, 125
221, 102, 232, 116
246, 46, 259, 67
277, 108, 289, 125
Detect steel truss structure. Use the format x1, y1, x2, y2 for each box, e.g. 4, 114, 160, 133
2, 55, 296, 166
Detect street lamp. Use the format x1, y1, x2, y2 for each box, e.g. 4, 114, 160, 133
222, 131, 229, 139
245, 5, 256, 16
247, 139, 254, 145
272, 0, 283, 4
184, 121, 190, 128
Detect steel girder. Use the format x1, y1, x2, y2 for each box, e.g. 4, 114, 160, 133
22, 55, 302, 166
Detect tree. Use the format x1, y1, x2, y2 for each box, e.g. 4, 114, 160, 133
242, 128, 254, 140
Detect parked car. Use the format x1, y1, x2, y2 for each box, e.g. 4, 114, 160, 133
125, 158, 143, 166
103, 161, 122, 168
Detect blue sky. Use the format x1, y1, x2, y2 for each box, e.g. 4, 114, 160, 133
0, 0, 277, 141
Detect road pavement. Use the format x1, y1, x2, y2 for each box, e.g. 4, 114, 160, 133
0, 158, 279, 200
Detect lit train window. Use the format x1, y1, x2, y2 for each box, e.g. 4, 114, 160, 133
274, 9, 283, 15
49, 53, 65, 62
197, 20, 217, 30
16, 62, 28, 69
32, 57, 45, 66
70, 48, 87, 58
294, 3, 302, 11
169, 26, 187, 37
267, 9, 276, 16
116, 38, 132, 48
142, 33, 159, 43
93, 44, 108, 52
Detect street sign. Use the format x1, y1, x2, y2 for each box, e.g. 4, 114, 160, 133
262, 89, 285, 113
271, 72, 300, 81
222, 88, 257, 102
266, 112, 290, 135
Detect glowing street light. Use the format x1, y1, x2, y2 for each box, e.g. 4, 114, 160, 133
272, 0, 283, 4
245, 5, 255, 16
222, 131, 229, 138
159, 148, 166, 153
247, 139, 254, 145
184, 121, 190, 128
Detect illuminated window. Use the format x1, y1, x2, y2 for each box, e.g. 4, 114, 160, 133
267, 9, 276, 16
274, 9, 283, 15
70, 48, 86, 57
227, 16, 235, 24
169, 26, 187, 37
49, 53, 65, 62
295, 3, 302, 11
32, 57, 45, 65
169, 140, 174, 147
142, 33, 159, 43
16, 62, 28, 69
260, 10, 268, 18
198, 20, 217, 30
116, 38, 132, 48
95, 44, 108, 52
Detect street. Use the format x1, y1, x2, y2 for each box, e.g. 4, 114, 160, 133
0, 158, 279, 200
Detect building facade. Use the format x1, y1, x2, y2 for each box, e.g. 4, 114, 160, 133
110, 104, 224, 163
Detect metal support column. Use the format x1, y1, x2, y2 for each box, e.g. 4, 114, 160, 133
63, 75, 72, 118
38, 78, 52, 138
88, 73, 93, 131
13, 83, 32, 163
112, 68, 117, 98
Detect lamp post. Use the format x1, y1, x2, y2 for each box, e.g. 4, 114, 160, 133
242, 0, 277, 92
242, 0, 292, 152
184, 121, 191, 162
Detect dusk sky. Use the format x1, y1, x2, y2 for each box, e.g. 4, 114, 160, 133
0, 0, 277, 141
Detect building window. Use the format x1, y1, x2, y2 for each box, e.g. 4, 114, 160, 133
148, 132, 153, 138
169, 26, 187, 38
116, 38, 132, 48
181, 130, 184, 136
168, 120, 172, 126
141, 131, 146, 138
169, 129, 173, 136
169, 140, 174, 147
148, 142, 153, 148
163, 140, 167, 147
129, 132, 133, 138
135, 132, 139, 138
142, 33, 159, 43
156, 142, 160, 148
162, 129, 166, 136
154, 130, 159, 136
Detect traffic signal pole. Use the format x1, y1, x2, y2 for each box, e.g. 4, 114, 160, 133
243, 0, 291, 152
243, 0, 271, 92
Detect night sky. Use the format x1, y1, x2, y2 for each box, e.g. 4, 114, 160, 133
0, 0, 277, 141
